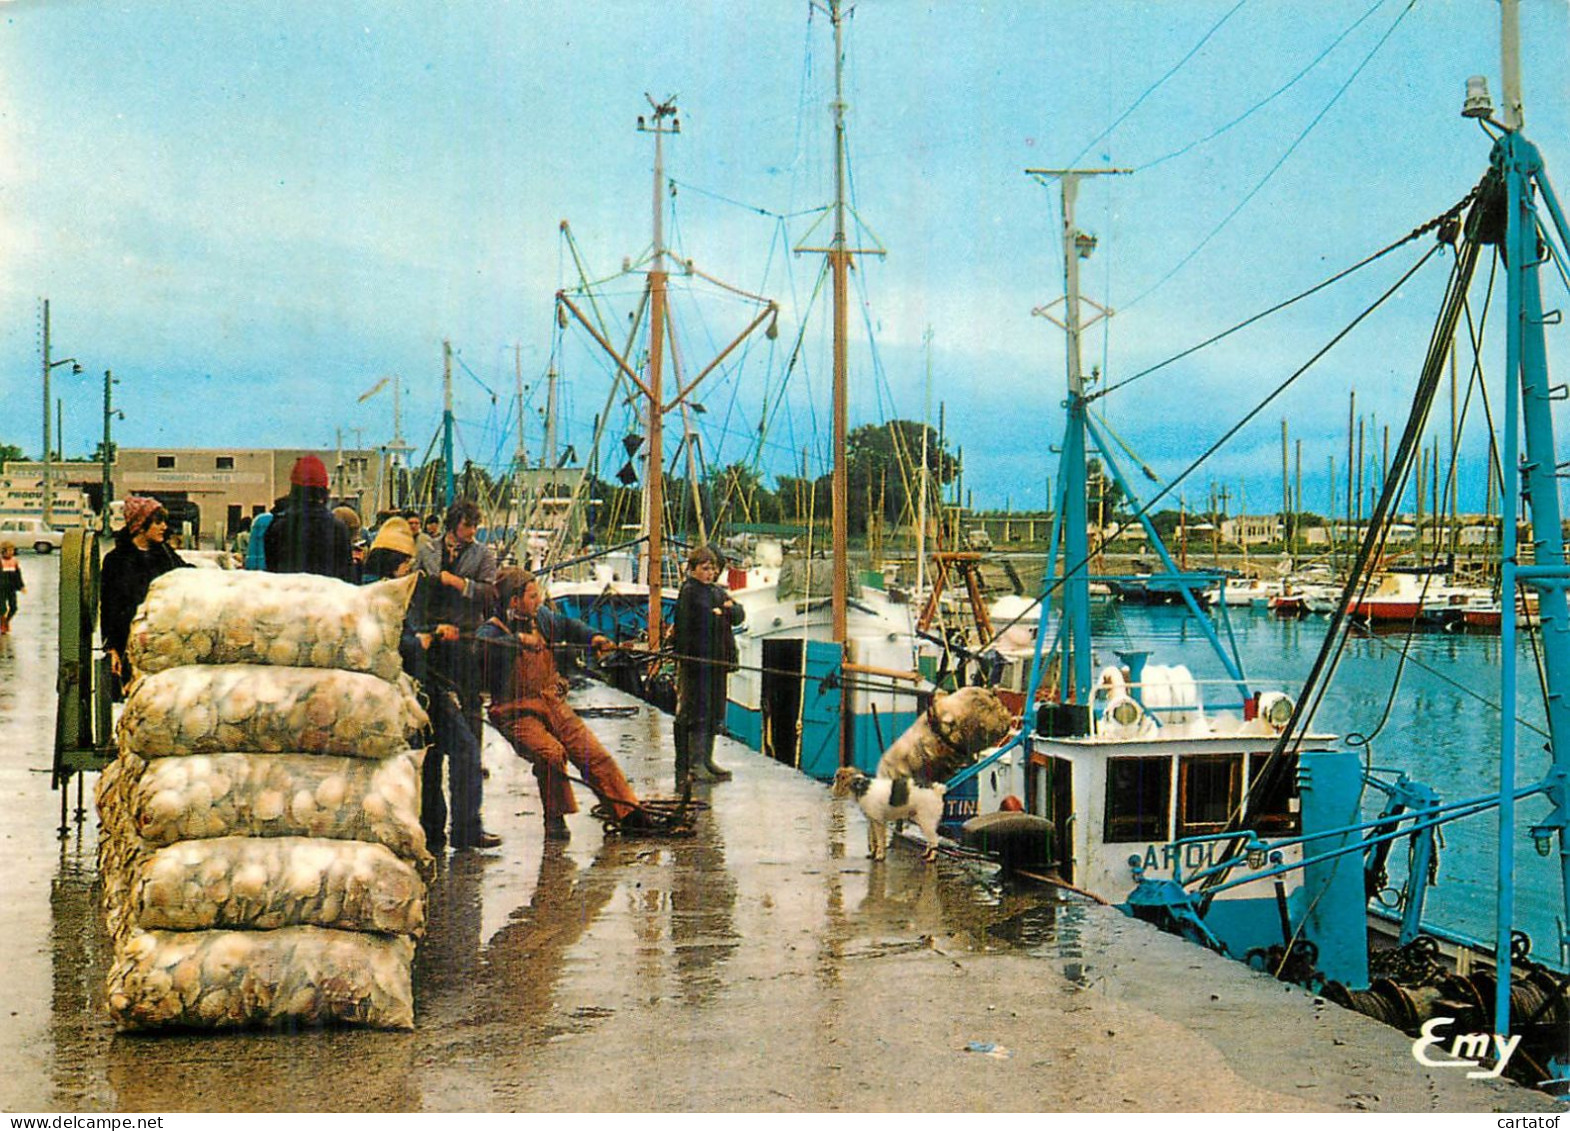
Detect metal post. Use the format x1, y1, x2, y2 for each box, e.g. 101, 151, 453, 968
42, 300, 53, 527
102, 370, 114, 531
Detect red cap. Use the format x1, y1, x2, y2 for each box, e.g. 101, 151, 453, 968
290, 455, 329, 489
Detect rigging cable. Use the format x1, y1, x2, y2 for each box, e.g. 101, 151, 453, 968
1063, 0, 1249, 171
1093, 191, 1467, 402
1195, 190, 1489, 914
1122, 0, 1418, 313
1138, 0, 1391, 174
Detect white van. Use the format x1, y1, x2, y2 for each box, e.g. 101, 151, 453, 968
0, 517, 66, 553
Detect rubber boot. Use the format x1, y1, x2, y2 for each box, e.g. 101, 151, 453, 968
673, 723, 693, 790
692, 726, 732, 782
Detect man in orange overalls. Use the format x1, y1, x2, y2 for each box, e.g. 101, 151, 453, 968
479, 566, 652, 842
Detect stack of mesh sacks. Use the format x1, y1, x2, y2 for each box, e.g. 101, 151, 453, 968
95, 570, 433, 1031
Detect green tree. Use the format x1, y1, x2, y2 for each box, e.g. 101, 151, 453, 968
0, 443, 25, 465
820, 420, 959, 534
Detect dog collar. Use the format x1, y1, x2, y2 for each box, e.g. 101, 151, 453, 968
925, 705, 961, 752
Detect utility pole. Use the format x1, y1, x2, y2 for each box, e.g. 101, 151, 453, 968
42, 300, 52, 526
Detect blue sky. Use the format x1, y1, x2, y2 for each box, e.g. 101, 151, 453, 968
3, 1, 1568, 518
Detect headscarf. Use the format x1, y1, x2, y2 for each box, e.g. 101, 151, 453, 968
122, 496, 162, 537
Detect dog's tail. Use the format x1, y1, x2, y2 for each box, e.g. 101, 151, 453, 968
932, 782, 947, 797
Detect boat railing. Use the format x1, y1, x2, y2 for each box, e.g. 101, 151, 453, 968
1093, 676, 1301, 723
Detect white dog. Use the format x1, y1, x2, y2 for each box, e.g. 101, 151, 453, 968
876, 686, 1014, 784
832, 767, 947, 863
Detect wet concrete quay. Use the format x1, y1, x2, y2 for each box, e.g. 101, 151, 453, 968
0, 560, 1557, 1113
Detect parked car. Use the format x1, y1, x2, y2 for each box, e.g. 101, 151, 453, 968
0, 517, 66, 553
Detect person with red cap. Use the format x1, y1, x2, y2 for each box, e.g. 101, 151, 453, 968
263, 454, 354, 581
100, 495, 192, 697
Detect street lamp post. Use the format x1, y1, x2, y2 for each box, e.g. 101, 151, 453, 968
40, 299, 82, 526
102, 370, 122, 532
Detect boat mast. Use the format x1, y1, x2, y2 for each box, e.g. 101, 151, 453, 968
1025, 167, 1127, 700
514, 345, 528, 545
639, 96, 677, 648
1483, 0, 1570, 1047
442, 340, 456, 507
556, 97, 777, 647
793, 0, 884, 764
828, 0, 851, 648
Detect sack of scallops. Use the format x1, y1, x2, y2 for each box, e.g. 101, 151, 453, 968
96, 569, 432, 1033
122, 749, 427, 859
107, 927, 416, 1031
128, 836, 425, 936
126, 572, 415, 683
115, 664, 427, 759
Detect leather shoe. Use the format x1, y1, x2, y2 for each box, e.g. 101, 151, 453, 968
544, 816, 571, 842
473, 830, 503, 849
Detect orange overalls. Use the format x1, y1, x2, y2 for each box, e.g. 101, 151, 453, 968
483, 619, 641, 822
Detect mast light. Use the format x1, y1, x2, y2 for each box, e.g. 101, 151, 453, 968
1462, 75, 1494, 119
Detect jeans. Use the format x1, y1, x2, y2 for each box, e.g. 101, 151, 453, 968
421, 687, 485, 849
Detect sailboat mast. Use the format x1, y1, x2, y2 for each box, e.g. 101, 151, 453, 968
640, 98, 679, 647
514, 346, 527, 543
829, 0, 851, 647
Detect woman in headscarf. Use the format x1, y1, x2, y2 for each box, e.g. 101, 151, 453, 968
100, 495, 192, 697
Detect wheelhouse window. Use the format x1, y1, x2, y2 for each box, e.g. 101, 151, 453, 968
1104, 757, 1170, 843
215, 456, 234, 470
156, 455, 176, 469
1177, 754, 1242, 838
1247, 753, 1300, 835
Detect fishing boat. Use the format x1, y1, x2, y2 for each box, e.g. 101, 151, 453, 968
946, 6, 1570, 1087
704, 0, 953, 780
